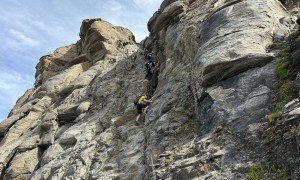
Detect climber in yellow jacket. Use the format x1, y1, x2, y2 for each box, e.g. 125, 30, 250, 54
136, 95, 153, 122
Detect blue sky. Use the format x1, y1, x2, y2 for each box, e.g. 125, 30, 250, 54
0, 0, 162, 120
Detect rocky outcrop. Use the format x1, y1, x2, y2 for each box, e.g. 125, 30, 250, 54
261, 24, 300, 179
0, 19, 141, 180
144, 0, 300, 179
264, 98, 300, 178
0, 0, 300, 179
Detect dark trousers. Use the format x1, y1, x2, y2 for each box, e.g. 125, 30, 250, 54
145, 64, 152, 80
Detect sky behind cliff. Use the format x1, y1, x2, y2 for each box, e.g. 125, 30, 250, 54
0, 0, 162, 120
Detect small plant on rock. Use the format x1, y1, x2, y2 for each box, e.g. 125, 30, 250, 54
214, 125, 223, 134
212, 146, 220, 153
249, 164, 266, 180
267, 42, 279, 49
278, 83, 293, 101
279, 45, 290, 59
275, 45, 290, 80
175, 125, 186, 137
275, 60, 289, 80
185, 144, 194, 158
249, 164, 289, 180
99, 167, 107, 173
290, 125, 298, 137
185, 149, 192, 158
166, 154, 174, 166
196, 163, 206, 176
175, 146, 180, 154
267, 110, 282, 125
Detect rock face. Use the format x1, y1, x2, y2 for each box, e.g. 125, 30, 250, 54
1, 1, 300, 180
0, 19, 142, 180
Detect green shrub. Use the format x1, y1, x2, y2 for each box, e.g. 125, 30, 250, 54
279, 45, 290, 59
276, 46, 290, 80
185, 148, 193, 158
275, 60, 289, 80
267, 43, 278, 49
249, 164, 266, 180
99, 167, 106, 173
249, 164, 289, 180
275, 104, 283, 111
290, 125, 298, 137
166, 154, 174, 166
175, 147, 180, 154
268, 110, 282, 125
184, 144, 194, 158
278, 84, 292, 101
196, 163, 206, 176
175, 125, 186, 137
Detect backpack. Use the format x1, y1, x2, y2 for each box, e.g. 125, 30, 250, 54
134, 95, 142, 106
145, 53, 152, 63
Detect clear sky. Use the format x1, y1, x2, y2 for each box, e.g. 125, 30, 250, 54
0, 0, 162, 121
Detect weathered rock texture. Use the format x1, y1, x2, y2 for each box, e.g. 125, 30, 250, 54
1, 0, 300, 179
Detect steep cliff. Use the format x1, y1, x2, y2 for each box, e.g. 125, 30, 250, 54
0, 0, 300, 180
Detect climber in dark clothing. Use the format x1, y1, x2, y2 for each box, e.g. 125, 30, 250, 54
144, 51, 156, 80
145, 62, 152, 80
145, 51, 157, 66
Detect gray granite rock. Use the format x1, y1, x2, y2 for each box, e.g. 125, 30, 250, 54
1, 0, 300, 179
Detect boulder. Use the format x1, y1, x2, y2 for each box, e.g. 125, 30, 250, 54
3, 148, 41, 180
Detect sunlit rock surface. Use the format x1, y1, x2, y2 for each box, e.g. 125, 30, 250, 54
1, 1, 300, 179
